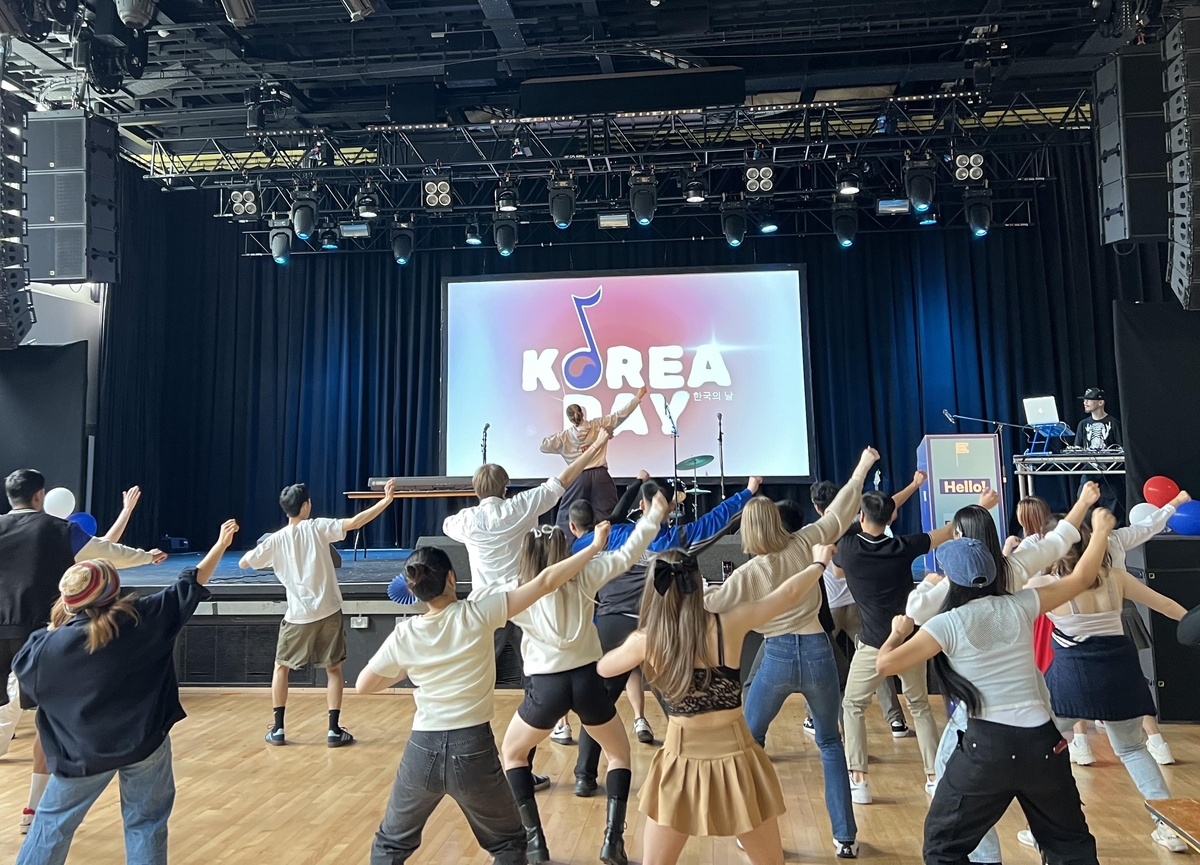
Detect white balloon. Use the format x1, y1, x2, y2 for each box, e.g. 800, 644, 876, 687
43, 487, 76, 519
1128, 502, 1158, 527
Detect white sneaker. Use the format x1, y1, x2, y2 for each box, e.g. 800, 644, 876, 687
634, 716, 654, 744
925, 777, 938, 796
19, 808, 33, 835
1068, 735, 1095, 766
849, 775, 872, 805
550, 719, 572, 745
1153, 822, 1189, 853
1017, 829, 1037, 849
1148, 735, 1176, 765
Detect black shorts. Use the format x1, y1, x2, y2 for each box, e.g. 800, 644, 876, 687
517, 662, 618, 730
0, 636, 29, 708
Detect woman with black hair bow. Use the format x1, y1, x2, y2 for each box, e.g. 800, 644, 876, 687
597, 545, 837, 865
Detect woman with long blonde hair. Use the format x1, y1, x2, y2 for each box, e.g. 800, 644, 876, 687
597, 544, 837, 865
12, 519, 238, 865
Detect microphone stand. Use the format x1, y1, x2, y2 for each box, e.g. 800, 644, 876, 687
717, 412, 726, 501
942, 410, 1029, 502
663, 401, 680, 526
481, 423, 490, 465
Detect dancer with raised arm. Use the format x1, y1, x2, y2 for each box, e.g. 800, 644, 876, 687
356, 525, 615, 865
597, 544, 839, 865
875, 511, 1120, 865
540, 386, 648, 535
703, 447, 879, 859
497, 492, 671, 865
13, 518, 239, 865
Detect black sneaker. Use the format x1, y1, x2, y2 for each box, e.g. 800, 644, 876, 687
890, 720, 913, 738
327, 728, 355, 748
835, 840, 860, 859
532, 773, 551, 792
265, 727, 286, 746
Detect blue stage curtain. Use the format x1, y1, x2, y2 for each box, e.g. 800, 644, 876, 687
94, 146, 1172, 550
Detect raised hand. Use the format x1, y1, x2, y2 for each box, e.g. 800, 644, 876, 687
121, 486, 142, 512
217, 518, 239, 548
1003, 536, 1021, 556
912, 470, 928, 488
383, 477, 398, 503
647, 492, 671, 524
890, 614, 915, 640
812, 543, 836, 566
590, 520, 612, 549
637, 469, 650, 481
1091, 507, 1116, 533
590, 428, 612, 450
635, 385, 649, 401
1169, 490, 1191, 508
859, 447, 881, 470
149, 548, 168, 565
977, 488, 1000, 510
1079, 481, 1101, 507
747, 476, 763, 494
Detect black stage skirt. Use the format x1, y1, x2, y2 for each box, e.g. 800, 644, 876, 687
1045, 630, 1156, 721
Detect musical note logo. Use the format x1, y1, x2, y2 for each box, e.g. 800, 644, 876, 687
562, 287, 604, 390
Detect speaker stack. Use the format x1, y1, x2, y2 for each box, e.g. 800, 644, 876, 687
1165, 10, 1200, 310
0, 90, 29, 350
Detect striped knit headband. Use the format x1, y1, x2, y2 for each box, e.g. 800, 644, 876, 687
60, 560, 121, 613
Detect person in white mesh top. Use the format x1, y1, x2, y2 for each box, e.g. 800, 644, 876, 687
540, 386, 647, 535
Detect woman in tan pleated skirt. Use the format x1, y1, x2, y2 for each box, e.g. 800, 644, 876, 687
597, 544, 837, 865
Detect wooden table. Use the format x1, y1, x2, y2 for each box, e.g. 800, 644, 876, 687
1147, 799, 1200, 852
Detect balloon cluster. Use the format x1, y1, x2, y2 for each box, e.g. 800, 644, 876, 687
42, 487, 99, 536
1142, 476, 1200, 536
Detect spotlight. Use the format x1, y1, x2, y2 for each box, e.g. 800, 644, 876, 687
422, 175, 453, 212
219, 0, 256, 26
465, 219, 483, 246
290, 194, 318, 241
721, 202, 746, 247
917, 205, 939, 226
493, 217, 518, 256
496, 182, 519, 213
355, 183, 379, 219
743, 160, 775, 196
954, 152, 985, 183
115, 0, 157, 29
341, 0, 374, 22
319, 224, 339, 250
228, 188, 258, 218
757, 207, 779, 234
269, 227, 292, 264
836, 169, 861, 197
832, 200, 858, 247
683, 173, 707, 204
629, 172, 657, 225
391, 226, 414, 265
964, 190, 992, 237
903, 159, 937, 213
548, 176, 576, 229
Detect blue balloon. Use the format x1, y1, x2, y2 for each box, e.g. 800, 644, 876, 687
67, 512, 98, 536
1168, 500, 1200, 536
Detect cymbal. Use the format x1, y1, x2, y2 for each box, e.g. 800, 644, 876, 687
676, 454, 715, 471
681, 486, 711, 495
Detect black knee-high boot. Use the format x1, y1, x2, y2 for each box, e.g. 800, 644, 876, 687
600, 768, 631, 865
506, 766, 549, 864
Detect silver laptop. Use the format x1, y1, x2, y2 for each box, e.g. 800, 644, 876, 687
1023, 396, 1060, 425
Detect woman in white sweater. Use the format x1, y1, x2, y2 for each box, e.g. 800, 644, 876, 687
498, 492, 670, 865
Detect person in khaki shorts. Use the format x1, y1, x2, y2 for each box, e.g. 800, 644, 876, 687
240, 478, 397, 747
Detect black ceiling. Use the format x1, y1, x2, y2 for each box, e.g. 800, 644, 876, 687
1, 0, 1156, 147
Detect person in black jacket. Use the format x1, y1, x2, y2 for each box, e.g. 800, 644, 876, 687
12, 518, 238, 865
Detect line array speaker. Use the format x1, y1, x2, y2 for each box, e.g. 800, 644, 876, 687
0, 93, 30, 351
1095, 45, 1168, 246
1164, 12, 1200, 309
26, 110, 118, 284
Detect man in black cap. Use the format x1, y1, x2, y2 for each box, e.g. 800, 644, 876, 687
1075, 387, 1121, 450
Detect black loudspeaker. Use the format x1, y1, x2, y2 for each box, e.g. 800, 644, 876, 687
693, 533, 752, 583
1095, 45, 1168, 245
1164, 12, 1200, 309
26, 110, 118, 284
414, 535, 473, 588
0, 93, 29, 351
1142, 537, 1200, 721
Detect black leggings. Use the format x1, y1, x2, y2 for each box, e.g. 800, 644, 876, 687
924, 718, 1097, 865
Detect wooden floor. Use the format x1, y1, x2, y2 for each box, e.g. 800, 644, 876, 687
1, 690, 1197, 864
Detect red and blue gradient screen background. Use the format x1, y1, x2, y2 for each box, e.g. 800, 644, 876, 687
443, 269, 812, 480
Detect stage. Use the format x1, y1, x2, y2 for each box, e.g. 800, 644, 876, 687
119, 549, 415, 592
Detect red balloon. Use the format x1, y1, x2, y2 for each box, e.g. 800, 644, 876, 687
1144, 476, 1181, 508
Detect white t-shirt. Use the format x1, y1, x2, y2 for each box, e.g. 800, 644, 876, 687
242, 518, 347, 624
921, 589, 1051, 727
823, 564, 854, 609
367, 592, 509, 731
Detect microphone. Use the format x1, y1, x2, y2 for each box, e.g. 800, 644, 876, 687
717, 412, 723, 420
483, 422, 490, 432
943, 409, 955, 423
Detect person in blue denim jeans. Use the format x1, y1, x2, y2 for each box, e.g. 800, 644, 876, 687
704, 446, 879, 860
13, 518, 239, 865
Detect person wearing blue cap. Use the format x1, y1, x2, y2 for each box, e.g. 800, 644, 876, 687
876, 509, 1120, 865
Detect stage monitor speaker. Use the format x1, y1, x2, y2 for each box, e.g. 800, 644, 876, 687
693, 533, 751, 583
26, 110, 118, 284
415, 535, 473, 588
1142, 537, 1200, 721
1164, 12, 1200, 309
1095, 45, 1168, 245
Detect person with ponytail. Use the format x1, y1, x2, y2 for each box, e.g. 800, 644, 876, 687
496, 491, 670, 865
356, 522, 615, 865
12, 518, 239, 865
915, 481, 1100, 865
876, 509, 1118, 865
597, 544, 838, 865
540, 388, 648, 535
